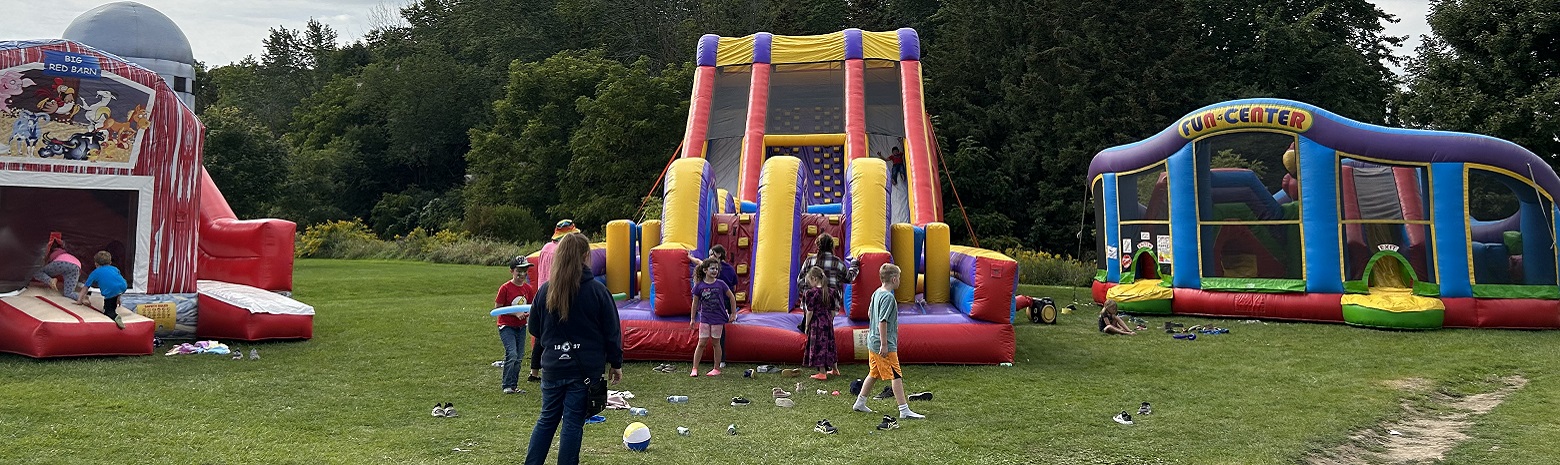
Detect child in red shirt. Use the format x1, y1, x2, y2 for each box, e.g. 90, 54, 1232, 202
497, 256, 540, 393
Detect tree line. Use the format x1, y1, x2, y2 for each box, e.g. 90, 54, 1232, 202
195, 0, 1558, 257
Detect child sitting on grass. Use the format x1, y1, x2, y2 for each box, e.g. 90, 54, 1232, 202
1098, 300, 1137, 335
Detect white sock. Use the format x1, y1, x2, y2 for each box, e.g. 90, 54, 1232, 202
898, 403, 924, 419
853, 396, 873, 412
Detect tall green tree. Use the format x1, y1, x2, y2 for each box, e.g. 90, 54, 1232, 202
201, 106, 289, 218
1396, 0, 1560, 163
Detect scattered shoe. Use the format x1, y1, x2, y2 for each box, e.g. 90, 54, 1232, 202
780, 368, 801, 377
706, 369, 722, 376
810, 373, 829, 380
1172, 333, 1197, 340
432, 403, 447, 417
1113, 411, 1133, 425
730, 397, 751, 406
775, 398, 795, 408
876, 415, 899, 430
231, 351, 244, 361
1138, 402, 1152, 415
873, 386, 894, 400
744, 369, 754, 378
727, 424, 738, 435
443, 403, 458, 417
249, 348, 260, 360
756, 365, 781, 373
492, 360, 505, 367
908, 392, 933, 401
814, 419, 838, 434
772, 387, 792, 398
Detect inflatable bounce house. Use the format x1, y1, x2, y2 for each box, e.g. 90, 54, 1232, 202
530, 29, 1018, 363
0, 2, 311, 358
1089, 98, 1560, 330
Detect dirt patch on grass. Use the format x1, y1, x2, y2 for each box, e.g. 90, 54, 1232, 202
1306, 375, 1527, 465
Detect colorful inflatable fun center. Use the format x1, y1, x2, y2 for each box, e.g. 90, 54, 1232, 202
0, 3, 312, 358
532, 29, 1018, 364
1089, 98, 1560, 330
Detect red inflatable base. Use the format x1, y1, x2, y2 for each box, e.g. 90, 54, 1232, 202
620, 311, 1015, 364
1171, 289, 1344, 322
0, 288, 154, 358
1442, 298, 1560, 329
196, 294, 314, 341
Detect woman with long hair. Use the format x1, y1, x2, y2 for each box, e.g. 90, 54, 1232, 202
524, 233, 623, 465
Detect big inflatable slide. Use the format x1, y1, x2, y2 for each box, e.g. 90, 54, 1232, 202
1090, 98, 1560, 330
536, 29, 1018, 364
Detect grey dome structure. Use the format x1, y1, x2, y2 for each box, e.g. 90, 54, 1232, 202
62, 1, 196, 108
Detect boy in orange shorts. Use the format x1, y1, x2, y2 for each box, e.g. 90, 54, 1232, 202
851, 263, 924, 420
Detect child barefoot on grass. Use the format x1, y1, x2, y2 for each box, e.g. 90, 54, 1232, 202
801, 266, 840, 380
1098, 300, 1136, 335
690, 257, 735, 376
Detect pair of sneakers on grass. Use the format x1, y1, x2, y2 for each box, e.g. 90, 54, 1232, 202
812, 415, 902, 434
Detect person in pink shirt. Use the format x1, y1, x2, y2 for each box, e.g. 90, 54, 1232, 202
33, 238, 81, 299
534, 219, 581, 287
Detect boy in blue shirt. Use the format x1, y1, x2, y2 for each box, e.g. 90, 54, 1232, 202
851, 263, 925, 422
76, 251, 128, 330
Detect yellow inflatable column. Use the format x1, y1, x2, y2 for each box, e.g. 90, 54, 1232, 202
605, 220, 632, 295
845, 158, 890, 256
924, 222, 950, 303
750, 156, 805, 312
890, 223, 916, 303
638, 220, 661, 299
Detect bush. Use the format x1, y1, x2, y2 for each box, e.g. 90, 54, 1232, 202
297, 219, 381, 258
297, 219, 542, 265
1006, 248, 1094, 287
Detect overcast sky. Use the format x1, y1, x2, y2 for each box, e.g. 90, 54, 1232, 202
0, 0, 1432, 70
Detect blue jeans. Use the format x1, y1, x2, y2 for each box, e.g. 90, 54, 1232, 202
499, 326, 526, 389
524, 378, 588, 465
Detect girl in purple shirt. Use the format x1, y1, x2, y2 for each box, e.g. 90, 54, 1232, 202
690, 258, 735, 377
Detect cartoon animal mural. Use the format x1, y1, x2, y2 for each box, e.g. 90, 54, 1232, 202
34, 77, 79, 123
37, 131, 104, 160
100, 104, 147, 148
81, 89, 115, 127
0, 69, 34, 113
7, 109, 47, 155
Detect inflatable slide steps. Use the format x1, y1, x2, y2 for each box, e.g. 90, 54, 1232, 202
0, 286, 154, 358
616, 300, 1014, 364
195, 280, 314, 341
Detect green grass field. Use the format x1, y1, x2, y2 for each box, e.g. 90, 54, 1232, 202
4, 259, 1559, 464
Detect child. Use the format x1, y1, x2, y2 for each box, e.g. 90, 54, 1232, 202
887, 147, 906, 185
801, 266, 840, 380
690, 257, 735, 376
76, 251, 127, 330
496, 256, 541, 393
852, 263, 924, 420
33, 238, 80, 299
686, 244, 738, 288
1098, 300, 1137, 335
